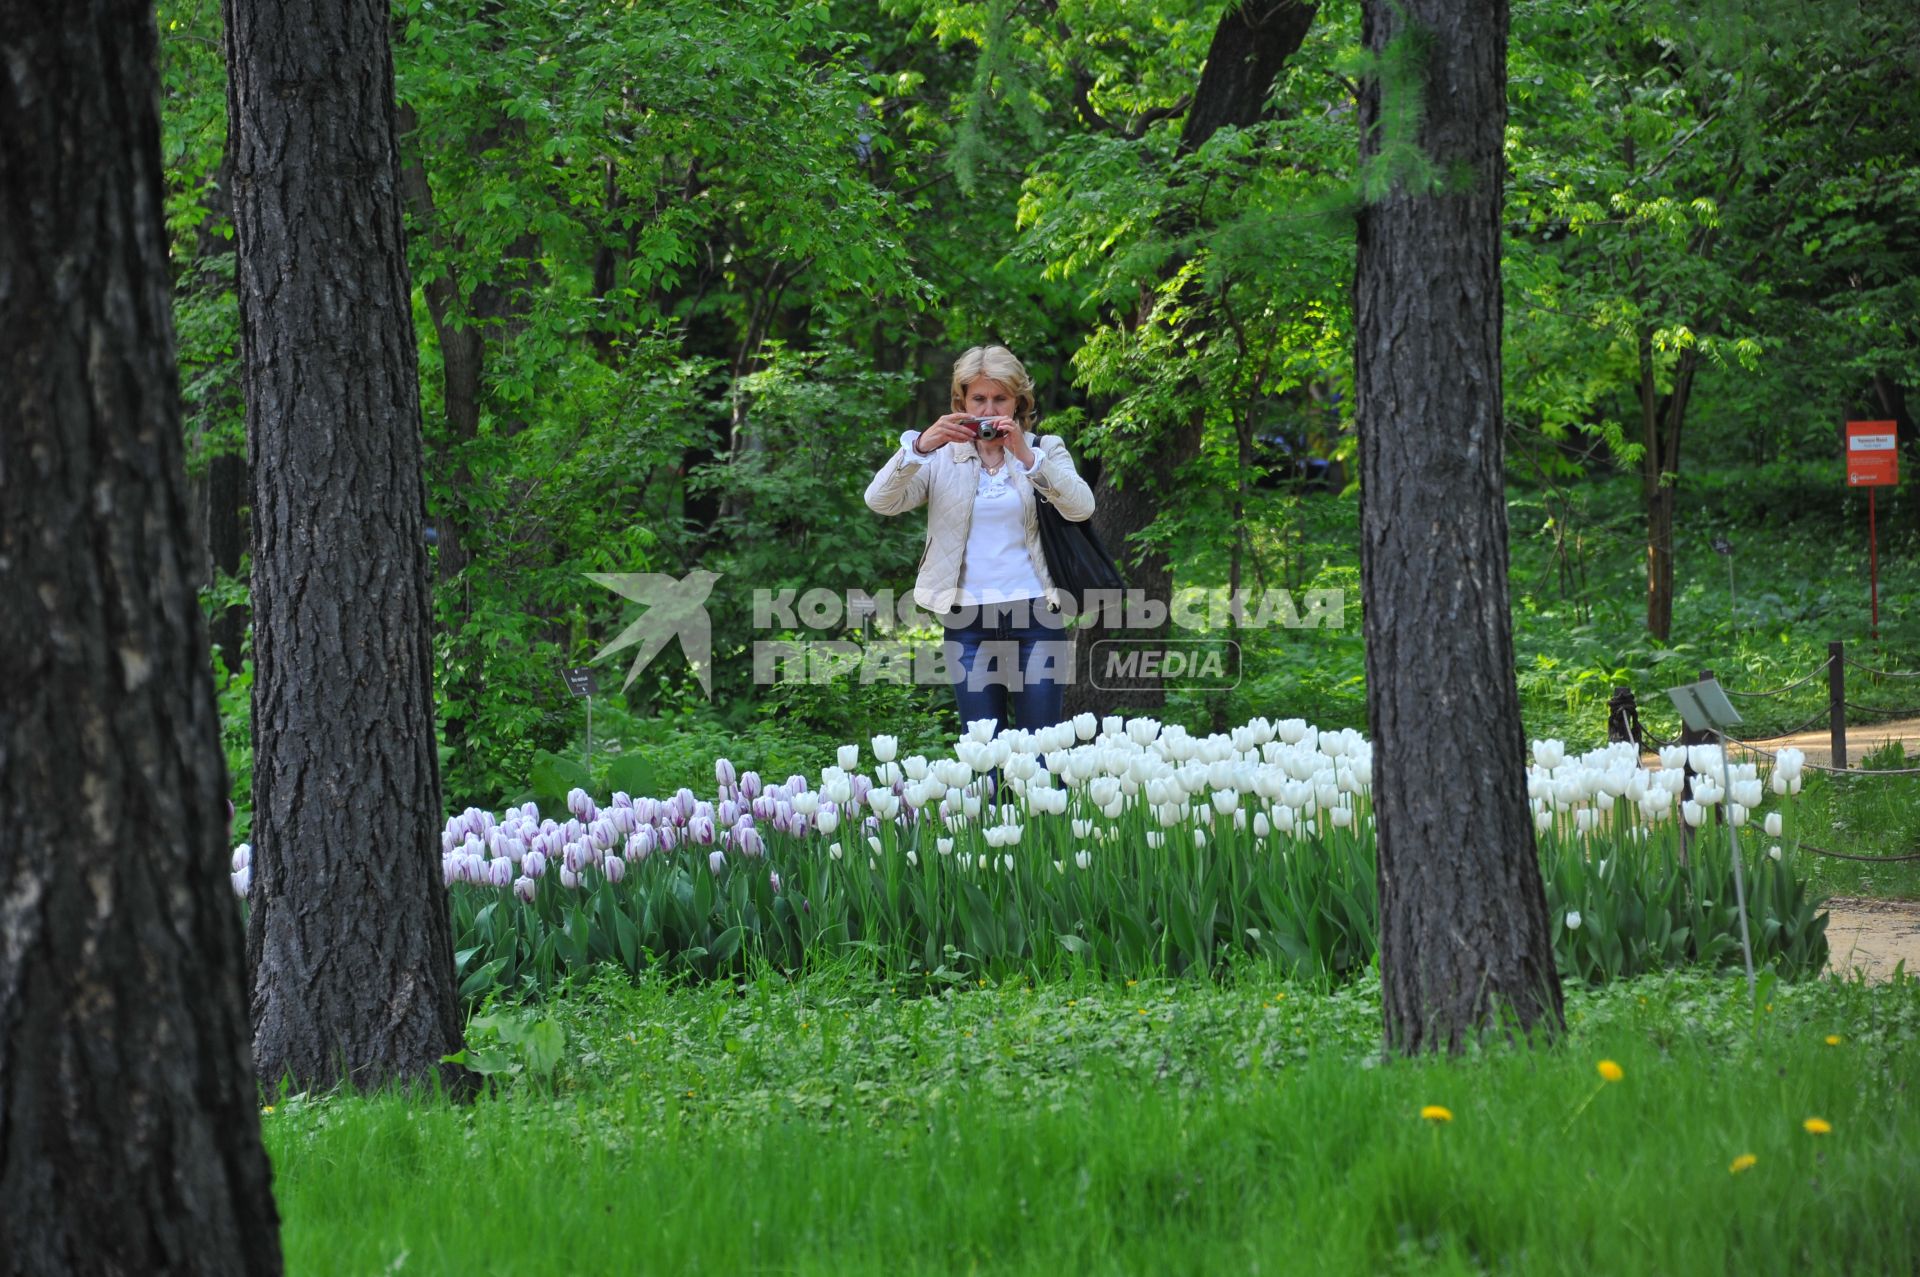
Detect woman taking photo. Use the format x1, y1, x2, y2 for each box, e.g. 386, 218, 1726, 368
864, 345, 1097, 738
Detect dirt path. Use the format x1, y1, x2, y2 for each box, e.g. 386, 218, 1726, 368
1823, 896, 1920, 982
1730, 714, 1920, 767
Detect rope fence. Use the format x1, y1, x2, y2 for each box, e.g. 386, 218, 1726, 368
1794, 840, 1920, 864
1843, 658, 1920, 679
1723, 665, 1827, 698
1607, 640, 1920, 778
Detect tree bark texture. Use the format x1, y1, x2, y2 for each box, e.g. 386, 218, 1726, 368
225, 0, 465, 1091
1355, 0, 1564, 1053
0, 2, 285, 1270
1064, 0, 1315, 717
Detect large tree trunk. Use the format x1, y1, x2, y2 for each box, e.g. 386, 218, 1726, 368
0, 1, 284, 1269
1355, 0, 1563, 1053
226, 0, 466, 1092
1064, 0, 1316, 717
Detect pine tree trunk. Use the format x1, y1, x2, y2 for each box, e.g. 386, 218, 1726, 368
225, 0, 466, 1092
1355, 0, 1564, 1053
0, 1, 284, 1269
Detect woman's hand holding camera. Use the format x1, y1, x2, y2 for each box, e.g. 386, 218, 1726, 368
913, 413, 1034, 464
914, 413, 991, 455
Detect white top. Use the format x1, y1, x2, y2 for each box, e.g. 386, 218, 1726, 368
900, 429, 1046, 606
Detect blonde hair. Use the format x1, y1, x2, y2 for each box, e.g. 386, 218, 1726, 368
950, 345, 1037, 431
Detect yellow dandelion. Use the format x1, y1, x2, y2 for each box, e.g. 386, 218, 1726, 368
1803, 1117, 1832, 1135
1420, 1105, 1453, 1123
1067, 999, 1077, 1007
260, 1105, 276, 1116
1824, 1034, 1842, 1046
1127, 979, 1138, 987
1729, 1153, 1757, 1174
1138, 1007, 1148, 1015
1597, 1059, 1624, 1083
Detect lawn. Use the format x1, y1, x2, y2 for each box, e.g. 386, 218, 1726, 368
265, 965, 1920, 1275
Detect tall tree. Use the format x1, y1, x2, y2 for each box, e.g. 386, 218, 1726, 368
225, 0, 464, 1090
1354, 0, 1563, 1051
1065, 0, 1317, 715
0, 0, 284, 1268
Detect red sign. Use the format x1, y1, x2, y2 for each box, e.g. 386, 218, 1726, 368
1846, 420, 1900, 487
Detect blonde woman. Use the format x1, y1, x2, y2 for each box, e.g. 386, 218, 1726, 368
864, 345, 1096, 738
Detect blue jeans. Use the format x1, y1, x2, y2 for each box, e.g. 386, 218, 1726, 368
940, 598, 1073, 739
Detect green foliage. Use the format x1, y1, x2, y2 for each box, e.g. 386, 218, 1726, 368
264, 969, 1920, 1274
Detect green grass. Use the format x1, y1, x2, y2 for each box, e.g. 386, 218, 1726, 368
1795, 760, 1920, 901
266, 965, 1920, 1275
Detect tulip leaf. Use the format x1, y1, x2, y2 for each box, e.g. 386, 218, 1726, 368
604, 753, 656, 800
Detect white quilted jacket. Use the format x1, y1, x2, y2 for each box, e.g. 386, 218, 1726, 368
865, 430, 1098, 613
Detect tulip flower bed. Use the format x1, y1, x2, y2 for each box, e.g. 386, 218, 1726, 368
232, 715, 1829, 999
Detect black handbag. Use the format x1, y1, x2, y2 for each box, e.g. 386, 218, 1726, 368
1034, 491, 1125, 612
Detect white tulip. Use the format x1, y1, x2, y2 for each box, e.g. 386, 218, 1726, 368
815, 809, 840, 835
1564, 910, 1582, 931
1253, 812, 1271, 837
1194, 828, 1208, 849
1683, 801, 1704, 827
871, 734, 898, 763
937, 837, 954, 856
1002, 854, 1015, 872
1532, 739, 1565, 770
829, 842, 843, 860
1768, 844, 1782, 862
1534, 811, 1553, 834
1330, 806, 1353, 828
1764, 812, 1783, 838
1075, 850, 1092, 870
1728, 803, 1748, 828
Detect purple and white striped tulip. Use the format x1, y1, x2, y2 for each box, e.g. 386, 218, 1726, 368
513, 875, 537, 903
603, 854, 627, 884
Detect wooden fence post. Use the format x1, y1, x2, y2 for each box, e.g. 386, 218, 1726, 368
1829, 640, 1847, 770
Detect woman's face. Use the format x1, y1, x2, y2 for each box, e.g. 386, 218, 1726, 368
961, 378, 1018, 428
